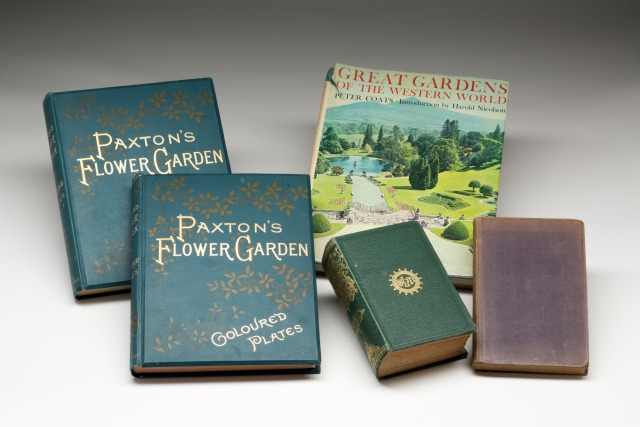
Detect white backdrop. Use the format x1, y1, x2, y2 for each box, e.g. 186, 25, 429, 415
1, 1, 638, 425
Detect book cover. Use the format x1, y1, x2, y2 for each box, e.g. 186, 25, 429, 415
472, 217, 589, 375
310, 64, 509, 287
322, 221, 475, 379
43, 78, 231, 298
130, 173, 321, 376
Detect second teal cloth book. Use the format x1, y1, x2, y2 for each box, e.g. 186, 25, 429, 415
131, 173, 321, 376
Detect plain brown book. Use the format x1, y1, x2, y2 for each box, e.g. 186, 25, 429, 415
472, 217, 588, 375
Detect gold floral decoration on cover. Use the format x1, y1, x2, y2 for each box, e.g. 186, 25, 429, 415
93, 238, 127, 275
63, 87, 211, 132
64, 86, 215, 198
206, 263, 312, 313
153, 317, 187, 352
147, 178, 312, 351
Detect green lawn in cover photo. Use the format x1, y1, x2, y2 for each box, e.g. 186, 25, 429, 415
429, 221, 474, 246
311, 174, 352, 211
379, 163, 501, 219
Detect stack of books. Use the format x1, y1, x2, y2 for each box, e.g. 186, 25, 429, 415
44, 64, 588, 380
44, 79, 320, 376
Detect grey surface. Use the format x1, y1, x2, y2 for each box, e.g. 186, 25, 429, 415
1, 1, 638, 425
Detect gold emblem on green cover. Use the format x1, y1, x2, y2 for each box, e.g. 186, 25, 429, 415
389, 269, 422, 295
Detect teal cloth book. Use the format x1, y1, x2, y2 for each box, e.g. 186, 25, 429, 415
43, 78, 231, 298
322, 221, 475, 379
130, 173, 321, 376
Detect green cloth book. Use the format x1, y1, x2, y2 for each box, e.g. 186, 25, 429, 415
43, 78, 231, 298
472, 217, 589, 375
322, 221, 475, 379
310, 63, 509, 289
130, 173, 321, 377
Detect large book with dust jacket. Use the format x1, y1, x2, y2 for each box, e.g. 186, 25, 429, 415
472, 217, 589, 375
130, 173, 321, 377
322, 221, 475, 379
43, 78, 231, 298
310, 63, 509, 288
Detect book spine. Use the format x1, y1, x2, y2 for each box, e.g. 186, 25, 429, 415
207, 78, 232, 174
43, 94, 85, 297
322, 239, 388, 377
308, 77, 333, 180
130, 174, 144, 375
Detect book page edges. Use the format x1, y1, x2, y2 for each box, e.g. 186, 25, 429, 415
378, 333, 470, 378
472, 360, 588, 375
132, 363, 319, 376
76, 284, 131, 298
